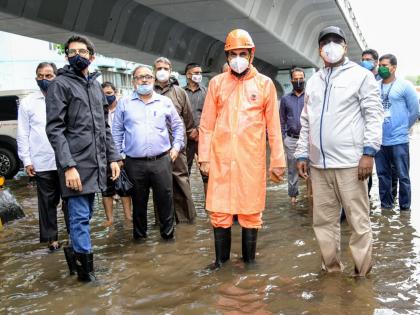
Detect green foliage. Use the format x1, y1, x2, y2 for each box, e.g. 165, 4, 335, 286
405, 75, 420, 86
53, 43, 65, 55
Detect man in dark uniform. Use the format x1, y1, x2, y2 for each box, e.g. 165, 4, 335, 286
183, 62, 209, 196
154, 57, 196, 223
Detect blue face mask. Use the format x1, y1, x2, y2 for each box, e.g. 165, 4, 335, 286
106, 95, 116, 105
68, 54, 91, 72
361, 60, 375, 71
36, 79, 52, 93
136, 84, 153, 96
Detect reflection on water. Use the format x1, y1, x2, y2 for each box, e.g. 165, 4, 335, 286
1, 124, 420, 314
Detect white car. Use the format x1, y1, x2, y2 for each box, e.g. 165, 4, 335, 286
0, 90, 36, 178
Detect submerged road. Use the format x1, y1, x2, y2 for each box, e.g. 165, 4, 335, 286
1, 123, 419, 314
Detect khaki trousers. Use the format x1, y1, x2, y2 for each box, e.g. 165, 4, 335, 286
311, 167, 373, 276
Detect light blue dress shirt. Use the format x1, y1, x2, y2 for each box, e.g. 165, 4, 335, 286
112, 91, 184, 158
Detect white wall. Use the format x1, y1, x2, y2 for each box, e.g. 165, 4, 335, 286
0, 31, 140, 94
0, 31, 66, 91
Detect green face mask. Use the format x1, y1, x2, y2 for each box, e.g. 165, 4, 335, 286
378, 66, 391, 79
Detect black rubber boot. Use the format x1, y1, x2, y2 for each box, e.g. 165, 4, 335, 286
209, 227, 231, 269
74, 252, 96, 282
242, 228, 258, 264
63, 246, 77, 275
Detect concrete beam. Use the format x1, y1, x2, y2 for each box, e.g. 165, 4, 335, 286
0, 0, 366, 77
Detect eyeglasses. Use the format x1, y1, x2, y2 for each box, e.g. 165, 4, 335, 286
133, 75, 154, 81
36, 74, 55, 80
66, 48, 90, 57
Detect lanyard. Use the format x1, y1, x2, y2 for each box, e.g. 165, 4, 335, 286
381, 81, 395, 102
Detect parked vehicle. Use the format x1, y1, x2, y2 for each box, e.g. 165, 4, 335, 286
0, 90, 36, 178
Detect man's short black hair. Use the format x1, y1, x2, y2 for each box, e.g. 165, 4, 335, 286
379, 54, 397, 66
184, 62, 201, 74
290, 67, 305, 79
64, 35, 95, 56
362, 49, 379, 61
101, 81, 116, 91
36, 62, 57, 75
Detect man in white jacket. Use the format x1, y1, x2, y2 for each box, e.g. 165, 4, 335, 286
295, 26, 384, 277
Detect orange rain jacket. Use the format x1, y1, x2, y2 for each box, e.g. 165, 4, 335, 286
199, 65, 286, 214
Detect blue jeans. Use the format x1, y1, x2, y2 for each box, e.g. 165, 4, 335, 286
67, 194, 95, 253
375, 143, 411, 210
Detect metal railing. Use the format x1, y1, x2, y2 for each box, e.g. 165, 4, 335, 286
335, 0, 368, 50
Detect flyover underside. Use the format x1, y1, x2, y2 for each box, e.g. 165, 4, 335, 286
0, 0, 365, 76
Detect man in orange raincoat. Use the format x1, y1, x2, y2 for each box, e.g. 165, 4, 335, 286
199, 29, 286, 268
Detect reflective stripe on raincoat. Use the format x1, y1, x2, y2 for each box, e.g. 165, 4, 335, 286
199, 65, 285, 214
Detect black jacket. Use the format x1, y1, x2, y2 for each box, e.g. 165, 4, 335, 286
46, 65, 121, 198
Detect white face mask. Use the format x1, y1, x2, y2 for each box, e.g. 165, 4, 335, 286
229, 56, 249, 74
156, 69, 170, 82
191, 74, 202, 83
321, 42, 345, 64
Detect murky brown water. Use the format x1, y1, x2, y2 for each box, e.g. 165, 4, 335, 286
1, 125, 420, 314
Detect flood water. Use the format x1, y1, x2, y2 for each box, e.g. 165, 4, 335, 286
1, 124, 420, 315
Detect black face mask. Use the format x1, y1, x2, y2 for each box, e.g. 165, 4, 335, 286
36, 79, 52, 93
106, 95, 116, 105
68, 54, 91, 72
292, 80, 305, 92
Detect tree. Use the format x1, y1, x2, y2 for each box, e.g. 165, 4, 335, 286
53, 43, 65, 55
405, 75, 420, 86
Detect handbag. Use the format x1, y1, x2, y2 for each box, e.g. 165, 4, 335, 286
114, 169, 134, 195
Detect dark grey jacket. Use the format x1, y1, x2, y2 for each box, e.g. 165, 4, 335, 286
46, 65, 121, 198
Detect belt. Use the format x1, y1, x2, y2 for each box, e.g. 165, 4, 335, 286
127, 151, 168, 161
287, 132, 300, 139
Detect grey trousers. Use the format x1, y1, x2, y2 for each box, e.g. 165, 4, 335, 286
284, 136, 299, 197
172, 149, 196, 223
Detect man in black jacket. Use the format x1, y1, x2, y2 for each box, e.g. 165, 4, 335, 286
46, 35, 121, 282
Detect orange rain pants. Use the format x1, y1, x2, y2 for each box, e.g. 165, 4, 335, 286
209, 212, 262, 229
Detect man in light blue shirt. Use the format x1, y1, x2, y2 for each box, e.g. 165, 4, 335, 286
112, 65, 184, 240
361, 48, 398, 200
375, 54, 419, 211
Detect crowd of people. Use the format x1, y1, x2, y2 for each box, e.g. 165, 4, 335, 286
15, 26, 418, 283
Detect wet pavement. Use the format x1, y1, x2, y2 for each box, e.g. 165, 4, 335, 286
1, 124, 420, 315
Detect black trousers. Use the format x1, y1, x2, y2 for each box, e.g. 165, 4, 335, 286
186, 139, 208, 183
35, 170, 61, 242
125, 154, 174, 239
367, 165, 398, 199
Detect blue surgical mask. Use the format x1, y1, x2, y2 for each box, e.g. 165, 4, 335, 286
68, 54, 91, 72
106, 95, 116, 105
361, 60, 375, 71
136, 84, 153, 95
36, 79, 52, 93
